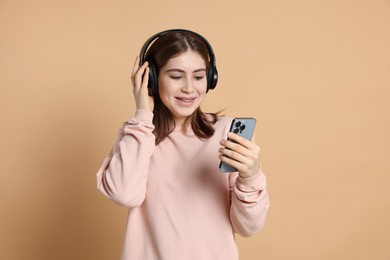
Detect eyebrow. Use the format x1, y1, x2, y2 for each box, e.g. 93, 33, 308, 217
165, 68, 206, 73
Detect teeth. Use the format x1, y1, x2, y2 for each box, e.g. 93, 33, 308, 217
178, 98, 192, 102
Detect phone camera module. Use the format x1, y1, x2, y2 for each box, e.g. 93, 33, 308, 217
233, 120, 247, 133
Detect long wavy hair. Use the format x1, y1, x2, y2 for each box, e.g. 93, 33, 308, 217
145, 31, 220, 145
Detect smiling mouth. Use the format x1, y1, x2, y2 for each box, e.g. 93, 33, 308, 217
175, 97, 196, 103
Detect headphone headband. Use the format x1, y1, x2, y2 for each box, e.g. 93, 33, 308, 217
139, 29, 218, 96
139, 29, 216, 67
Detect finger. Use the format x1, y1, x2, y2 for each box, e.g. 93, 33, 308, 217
133, 61, 148, 84
220, 139, 251, 157
219, 148, 260, 175
141, 67, 149, 89
227, 132, 254, 149
133, 61, 149, 88
132, 56, 140, 77
219, 154, 246, 172
219, 147, 249, 165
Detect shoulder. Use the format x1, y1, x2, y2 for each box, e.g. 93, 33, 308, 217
205, 113, 234, 133
216, 114, 233, 126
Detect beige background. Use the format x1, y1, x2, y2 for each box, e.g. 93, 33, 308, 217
1, 0, 390, 259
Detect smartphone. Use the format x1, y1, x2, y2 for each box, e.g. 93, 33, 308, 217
219, 117, 257, 173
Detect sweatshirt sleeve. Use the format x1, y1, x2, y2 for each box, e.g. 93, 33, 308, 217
229, 168, 270, 237
96, 109, 156, 208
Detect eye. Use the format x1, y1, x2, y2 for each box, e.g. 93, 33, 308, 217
194, 75, 205, 81
169, 75, 182, 80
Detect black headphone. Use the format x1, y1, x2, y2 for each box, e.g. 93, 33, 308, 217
139, 29, 218, 96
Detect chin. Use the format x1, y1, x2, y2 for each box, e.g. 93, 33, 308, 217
172, 109, 198, 121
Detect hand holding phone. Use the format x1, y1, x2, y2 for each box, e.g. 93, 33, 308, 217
219, 118, 257, 173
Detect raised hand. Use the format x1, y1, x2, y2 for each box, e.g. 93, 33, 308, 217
131, 56, 154, 111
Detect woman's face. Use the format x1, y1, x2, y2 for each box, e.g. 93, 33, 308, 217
158, 50, 208, 125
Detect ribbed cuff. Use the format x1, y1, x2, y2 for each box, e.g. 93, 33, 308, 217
236, 170, 266, 192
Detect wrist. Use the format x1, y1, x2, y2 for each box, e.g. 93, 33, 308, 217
239, 163, 261, 179
132, 109, 154, 123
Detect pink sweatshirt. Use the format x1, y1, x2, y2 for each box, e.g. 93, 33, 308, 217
96, 109, 270, 260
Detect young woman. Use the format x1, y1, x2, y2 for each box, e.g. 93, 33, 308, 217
96, 29, 270, 260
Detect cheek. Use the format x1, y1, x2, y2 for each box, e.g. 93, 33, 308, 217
197, 81, 208, 94
158, 77, 181, 95
158, 82, 173, 97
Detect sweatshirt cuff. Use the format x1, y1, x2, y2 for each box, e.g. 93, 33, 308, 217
128, 109, 154, 124
236, 170, 266, 192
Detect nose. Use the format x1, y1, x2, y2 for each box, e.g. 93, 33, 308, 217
181, 77, 195, 94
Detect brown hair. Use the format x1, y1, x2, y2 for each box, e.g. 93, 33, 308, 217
145, 31, 220, 145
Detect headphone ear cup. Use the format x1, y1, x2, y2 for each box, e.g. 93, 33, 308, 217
206, 66, 218, 92
147, 61, 158, 96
